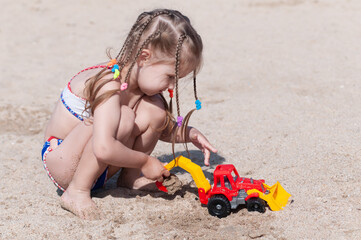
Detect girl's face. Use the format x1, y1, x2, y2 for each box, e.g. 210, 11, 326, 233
137, 62, 176, 96
135, 49, 194, 96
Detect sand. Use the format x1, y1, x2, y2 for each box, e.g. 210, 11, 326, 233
1, 0, 361, 239
162, 174, 183, 195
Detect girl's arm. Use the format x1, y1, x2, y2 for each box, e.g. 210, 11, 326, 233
91, 82, 169, 181
160, 121, 218, 166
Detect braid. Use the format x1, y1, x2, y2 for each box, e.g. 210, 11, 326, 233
120, 21, 149, 68
116, 33, 133, 63
193, 70, 198, 100
115, 12, 149, 61
124, 31, 162, 84
175, 34, 187, 117
116, 10, 173, 82
115, 30, 133, 61
129, 10, 171, 56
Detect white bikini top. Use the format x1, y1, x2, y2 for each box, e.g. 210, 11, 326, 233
60, 82, 90, 121
60, 65, 112, 121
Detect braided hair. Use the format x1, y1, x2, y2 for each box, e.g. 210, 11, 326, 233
84, 9, 203, 158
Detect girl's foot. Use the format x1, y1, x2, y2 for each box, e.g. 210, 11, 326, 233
60, 186, 103, 220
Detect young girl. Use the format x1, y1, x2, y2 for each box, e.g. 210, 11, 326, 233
42, 9, 217, 220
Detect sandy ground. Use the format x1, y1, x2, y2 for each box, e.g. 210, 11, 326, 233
1, 0, 361, 239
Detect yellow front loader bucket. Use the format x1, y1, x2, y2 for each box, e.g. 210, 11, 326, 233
247, 181, 291, 211
262, 182, 291, 211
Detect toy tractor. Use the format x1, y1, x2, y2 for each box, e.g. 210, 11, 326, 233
157, 156, 291, 218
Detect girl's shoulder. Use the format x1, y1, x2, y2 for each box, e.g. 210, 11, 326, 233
142, 94, 167, 110
70, 65, 114, 98
136, 94, 167, 117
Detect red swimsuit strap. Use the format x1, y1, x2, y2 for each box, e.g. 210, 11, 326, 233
70, 65, 108, 82
68, 65, 110, 97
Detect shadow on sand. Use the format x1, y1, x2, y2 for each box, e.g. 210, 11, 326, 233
87, 150, 225, 201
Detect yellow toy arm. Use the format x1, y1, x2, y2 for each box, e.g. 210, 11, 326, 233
165, 156, 211, 193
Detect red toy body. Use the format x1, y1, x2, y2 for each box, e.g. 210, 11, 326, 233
197, 164, 269, 217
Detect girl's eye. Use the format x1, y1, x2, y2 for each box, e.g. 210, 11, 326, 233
168, 75, 175, 80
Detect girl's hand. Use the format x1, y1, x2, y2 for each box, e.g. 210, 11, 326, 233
141, 156, 170, 182
189, 128, 218, 166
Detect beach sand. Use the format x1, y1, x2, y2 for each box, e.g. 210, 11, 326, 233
1, 0, 360, 239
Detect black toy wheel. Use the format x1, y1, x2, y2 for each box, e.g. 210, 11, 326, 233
207, 195, 231, 218
246, 197, 266, 213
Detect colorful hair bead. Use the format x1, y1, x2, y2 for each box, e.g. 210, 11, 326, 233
195, 99, 202, 110
168, 89, 174, 98
113, 69, 120, 79
120, 83, 128, 91
177, 116, 183, 127
107, 59, 117, 67
111, 64, 119, 72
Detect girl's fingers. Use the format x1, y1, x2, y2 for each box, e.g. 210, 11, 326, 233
156, 166, 170, 182
204, 149, 210, 166
204, 142, 217, 153
197, 135, 217, 153
158, 169, 170, 182
163, 169, 170, 178
210, 144, 218, 153
191, 132, 218, 165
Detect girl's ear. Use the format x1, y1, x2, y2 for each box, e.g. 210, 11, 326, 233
138, 49, 151, 66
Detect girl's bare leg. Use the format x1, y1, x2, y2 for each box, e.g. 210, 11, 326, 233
45, 122, 93, 189
59, 106, 135, 220
60, 137, 108, 220
45, 121, 104, 219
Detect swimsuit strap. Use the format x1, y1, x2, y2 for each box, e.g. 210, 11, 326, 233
66, 64, 111, 102
70, 65, 108, 81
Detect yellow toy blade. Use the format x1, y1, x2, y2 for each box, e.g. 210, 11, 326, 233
262, 182, 291, 211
